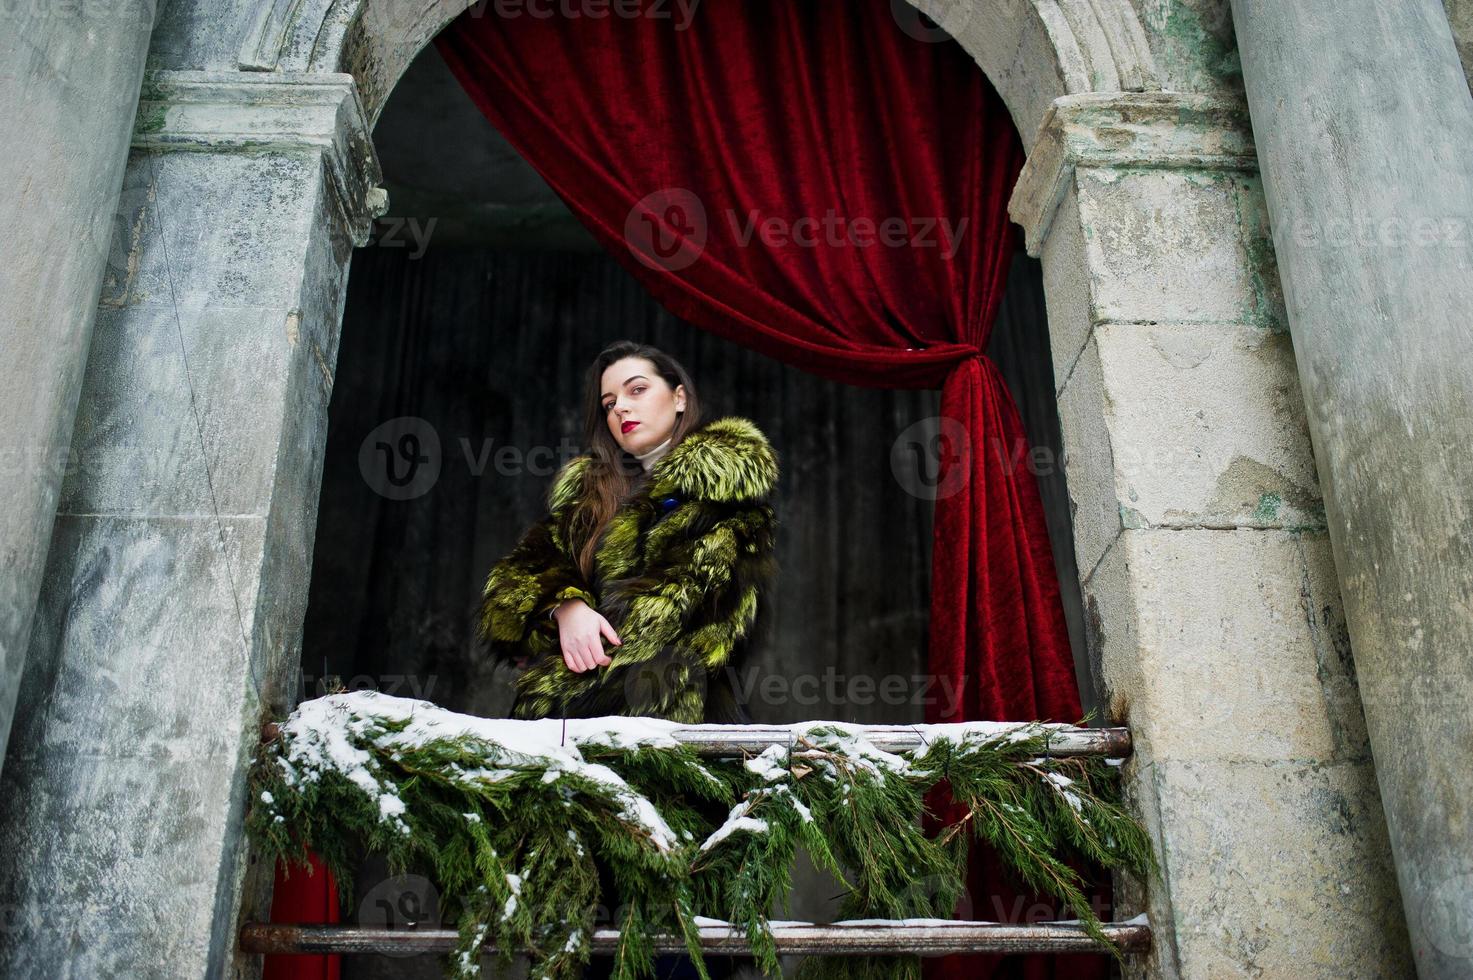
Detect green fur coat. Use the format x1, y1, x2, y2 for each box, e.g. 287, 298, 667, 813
477, 416, 779, 724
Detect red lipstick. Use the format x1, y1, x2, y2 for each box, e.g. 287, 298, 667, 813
622, 420, 640, 434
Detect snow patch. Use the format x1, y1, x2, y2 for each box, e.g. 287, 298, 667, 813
699, 799, 770, 852
272, 692, 683, 851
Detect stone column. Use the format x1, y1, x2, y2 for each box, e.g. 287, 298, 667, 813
1230, 3, 1473, 976
1011, 92, 1414, 978
0, 0, 157, 771
0, 71, 383, 976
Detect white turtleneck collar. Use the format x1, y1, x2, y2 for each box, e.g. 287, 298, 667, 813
632, 434, 674, 472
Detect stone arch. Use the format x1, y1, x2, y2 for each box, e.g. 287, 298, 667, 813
235, 0, 1173, 723
239, 0, 1159, 142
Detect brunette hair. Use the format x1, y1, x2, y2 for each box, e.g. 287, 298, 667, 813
567, 340, 702, 578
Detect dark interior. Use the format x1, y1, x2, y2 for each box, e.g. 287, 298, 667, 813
299, 41, 1092, 979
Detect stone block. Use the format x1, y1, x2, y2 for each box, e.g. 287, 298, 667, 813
0, 508, 269, 973
0, 745, 244, 976
1230, 171, 1291, 331
59, 305, 298, 519
98, 150, 176, 310
1084, 528, 1352, 765
1040, 182, 1095, 394
1092, 320, 1322, 531
1057, 335, 1120, 577
1148, 755, 1411, 978
100, 149, 321, 311
1077, 168, 1257, 325
1295, 531, 1373, 760
7, 513, 267, 763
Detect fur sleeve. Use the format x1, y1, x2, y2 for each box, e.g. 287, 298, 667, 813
515, 501, 779, 722
476, 457, 598, 665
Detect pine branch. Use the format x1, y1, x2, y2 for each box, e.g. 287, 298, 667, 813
247, 693, 1156, 980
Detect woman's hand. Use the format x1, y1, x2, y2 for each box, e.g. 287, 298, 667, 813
552, 598, 621, 673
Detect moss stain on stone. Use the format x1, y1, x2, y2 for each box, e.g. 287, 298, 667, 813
134, 104, 167, 135
1253, 491, 1283, 522
1234, 173, 1290, 331
1152, 0, 1243, 90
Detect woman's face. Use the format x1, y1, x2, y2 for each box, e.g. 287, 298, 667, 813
601, 356, 686, 454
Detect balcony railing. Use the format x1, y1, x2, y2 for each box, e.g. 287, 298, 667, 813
239, 716, 1149, 962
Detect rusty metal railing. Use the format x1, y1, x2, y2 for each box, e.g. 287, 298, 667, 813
240, 918, 1151, 957
646, 722, 1130, 757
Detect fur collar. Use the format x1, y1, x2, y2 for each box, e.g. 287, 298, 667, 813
648, 415, 777, 503
549, 415, 777, 511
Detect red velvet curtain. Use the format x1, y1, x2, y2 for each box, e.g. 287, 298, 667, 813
263, 854, 341, 980
430, 2, 1105, 977
434, 0, 1083, 720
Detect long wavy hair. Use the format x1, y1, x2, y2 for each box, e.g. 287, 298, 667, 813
568, 340, 702, 578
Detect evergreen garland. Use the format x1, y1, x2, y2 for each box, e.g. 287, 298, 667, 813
247, 692, 1156, 980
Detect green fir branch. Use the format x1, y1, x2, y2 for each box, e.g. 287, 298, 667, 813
247, 693, 1157, 980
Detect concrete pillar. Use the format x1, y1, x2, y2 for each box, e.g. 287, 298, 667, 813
1231, 2, 1473, 976
0, 0, 158, 771
0, 71, 383, 975
1011, 92, 1414, 978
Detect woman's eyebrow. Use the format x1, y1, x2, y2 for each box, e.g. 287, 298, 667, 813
601, 375, 649, 399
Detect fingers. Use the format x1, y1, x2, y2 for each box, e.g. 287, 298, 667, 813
561, 632, 609, 673
562, 636, 593, 673
593, 617, 620, 667
556, 613, 623, 673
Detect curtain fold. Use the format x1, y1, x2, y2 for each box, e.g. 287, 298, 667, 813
431, 2, 1104, 976
434, 0, 1081, 721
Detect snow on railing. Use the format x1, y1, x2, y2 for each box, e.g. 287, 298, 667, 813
241, 692, 1147, 964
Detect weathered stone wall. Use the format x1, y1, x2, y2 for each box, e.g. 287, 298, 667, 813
1446, 0, 1473, 91
0, 1, 1426, 977
1234, 1, 1473, 975
0, 0, 157, 773
1011, 92, 1412, 978
1128, 0, 1242, 96
0, 72, 382, 975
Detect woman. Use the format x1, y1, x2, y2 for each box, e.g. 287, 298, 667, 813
477, 340, 780, 726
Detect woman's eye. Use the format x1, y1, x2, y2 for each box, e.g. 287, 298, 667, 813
633, 386, 646, 396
